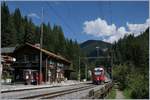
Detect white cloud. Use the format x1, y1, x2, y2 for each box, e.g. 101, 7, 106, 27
127, 18, 150, 36
103, 27, 128, 43
28, 13, 40, 19
83, 18, 116, 37
83, 18, 149, 43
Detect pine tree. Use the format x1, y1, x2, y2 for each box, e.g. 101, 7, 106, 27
52, 25, 60, 53
1, 2, 17, 47
13, 8, 24, 44
57, 26, 66, 55
46, 22, 54, 52
23, 17, 35, 43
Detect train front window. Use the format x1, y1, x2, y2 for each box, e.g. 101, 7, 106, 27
94, 70, 102, 75
95, 72, 101, 75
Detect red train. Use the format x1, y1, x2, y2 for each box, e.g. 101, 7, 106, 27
92, 66, 105, 85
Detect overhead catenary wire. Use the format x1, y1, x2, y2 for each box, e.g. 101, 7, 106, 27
45, 2, 78, 39
109, 1, 112, 25
67, 3, 80, 33
97, 1, 104, 19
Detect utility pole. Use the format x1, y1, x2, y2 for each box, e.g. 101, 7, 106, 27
0, 12, 2, 98
96, 46, 99, 57
45, 58, 47, 83
0, 64, 2, 99
85, 64, 87, 81
110, 50, 113, 80
78, 56, 80, 81
40, 7, 43, 84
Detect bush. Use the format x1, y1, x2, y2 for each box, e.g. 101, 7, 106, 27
128, 72, 149, 99
106, 87, 116, 99
113, 63, 149, 99
112, 64, 129, 90
123, 88, 132, 99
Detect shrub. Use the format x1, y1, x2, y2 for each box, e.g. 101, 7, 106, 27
113, 63, 149, 99
128, 72, 149, 99
112, 64, 129, 90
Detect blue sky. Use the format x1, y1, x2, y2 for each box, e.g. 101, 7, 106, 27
6, 1, 149, 43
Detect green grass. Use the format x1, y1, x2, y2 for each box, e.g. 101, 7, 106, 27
106, 87, 116, 99
123, 88, 132, 99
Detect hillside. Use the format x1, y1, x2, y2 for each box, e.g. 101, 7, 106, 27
112, 28, 149, 98
80, 40, 112, 57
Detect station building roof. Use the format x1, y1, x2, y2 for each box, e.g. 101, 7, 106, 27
1, 47, 15, 54
14, 43, 71, 65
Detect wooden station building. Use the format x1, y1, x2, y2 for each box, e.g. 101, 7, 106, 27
2, 43, 72, 84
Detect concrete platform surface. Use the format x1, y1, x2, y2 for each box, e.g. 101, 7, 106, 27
1, 80, 91, 92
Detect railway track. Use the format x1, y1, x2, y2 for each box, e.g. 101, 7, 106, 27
1, 85, 60, 93
2, 82, 90, 93
20, 84, 96, 99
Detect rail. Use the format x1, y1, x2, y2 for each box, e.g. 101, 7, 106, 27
20, 84, 96, 99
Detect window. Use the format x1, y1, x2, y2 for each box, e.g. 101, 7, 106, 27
57, 63, 64, 68
94, 72, 101, 75
49, 60, 54, 65
35, 55, 39, 62
16, 56, 23, 62
24, 55, 27, 62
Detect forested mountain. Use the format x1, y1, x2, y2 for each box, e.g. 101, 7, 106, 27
112, 28, 149, 98
112, 29, 149, 67
80, 40, 111, 57
1, 2, 82, 79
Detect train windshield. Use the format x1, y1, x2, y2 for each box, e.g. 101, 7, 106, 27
94, 70, 102, 75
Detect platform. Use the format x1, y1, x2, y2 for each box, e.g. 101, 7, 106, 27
1, 80, 87, 93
